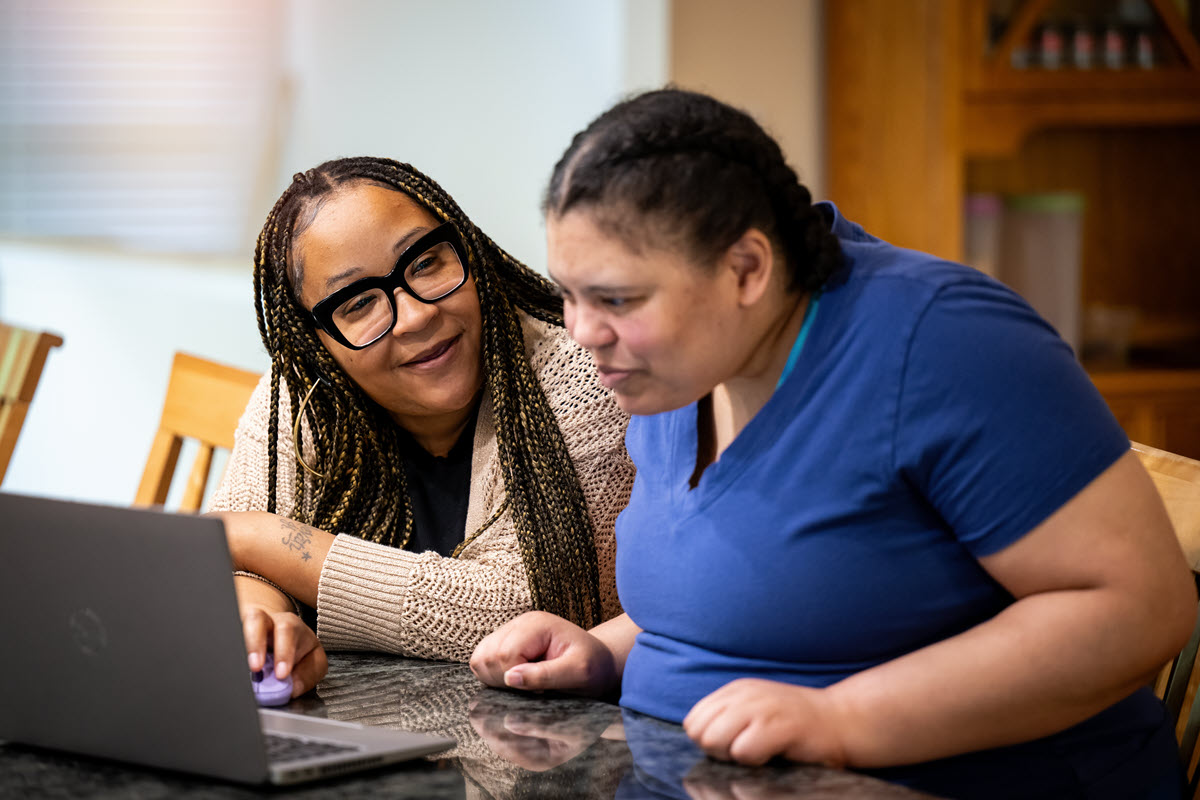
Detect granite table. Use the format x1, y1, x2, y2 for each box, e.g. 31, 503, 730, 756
0, 652, 949, 799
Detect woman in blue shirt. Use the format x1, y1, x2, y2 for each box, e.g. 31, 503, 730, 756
470, 89, 1195, 798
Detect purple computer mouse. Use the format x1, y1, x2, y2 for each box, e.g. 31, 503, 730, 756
251, 653, 293, 707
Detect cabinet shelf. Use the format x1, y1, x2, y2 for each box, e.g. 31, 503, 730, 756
971, 68, 1200, 92
963, 88, 1200, 154
826, 0, 1200, 457
964, 0, 1200, 154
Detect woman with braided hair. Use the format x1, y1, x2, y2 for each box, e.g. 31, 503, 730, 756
471, 89, 1194, 797
207, 156, 632, 696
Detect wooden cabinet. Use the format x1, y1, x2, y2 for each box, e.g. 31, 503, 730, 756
962, 0, 1200, 155
1090, 370, 1200, 454
826, 0, 1200, 458
827, 0, 1200, 259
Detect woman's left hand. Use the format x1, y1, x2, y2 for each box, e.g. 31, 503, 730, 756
468, 692, 603, 771
683, 678, 848, 768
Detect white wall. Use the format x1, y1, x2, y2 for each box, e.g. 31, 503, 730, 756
0, 242, 267, 506
275, 0, 669, 273
669, 0, 825, 200
0, 0, 668, 506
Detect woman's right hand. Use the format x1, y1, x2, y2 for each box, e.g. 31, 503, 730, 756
241, 603, 328, 698
234, 574, 327, 697
469, 611, 619, 698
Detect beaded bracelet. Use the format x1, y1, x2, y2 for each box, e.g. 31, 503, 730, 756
233, 570, 302, 616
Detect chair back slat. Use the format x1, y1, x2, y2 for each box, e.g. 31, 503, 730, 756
135, 352, 259, 513
181, 444, 215, 512
136, 430, 183, 508
1166, 601, 1200, 723
1136, 442, 1200, 797
1134, 442, 1200, 570
0, 323, 63, 485
0, 325, 26, 397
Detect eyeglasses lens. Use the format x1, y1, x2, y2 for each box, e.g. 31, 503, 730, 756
404, 241, 463, 300
330, 241, 464, 347
332, 288, 392, 347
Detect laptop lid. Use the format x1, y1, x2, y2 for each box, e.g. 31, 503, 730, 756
0, 492, 452, 784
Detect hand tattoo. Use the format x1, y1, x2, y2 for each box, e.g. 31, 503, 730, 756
280, 518, 314, 563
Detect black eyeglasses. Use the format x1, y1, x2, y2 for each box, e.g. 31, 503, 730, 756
310, 221, 471, 350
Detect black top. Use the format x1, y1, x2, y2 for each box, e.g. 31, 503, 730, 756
298, 408, 478, 630
398, 406, 477, 558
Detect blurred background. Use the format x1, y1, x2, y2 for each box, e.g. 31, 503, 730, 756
3, 0, 1198, 507
0, 0, 825, 504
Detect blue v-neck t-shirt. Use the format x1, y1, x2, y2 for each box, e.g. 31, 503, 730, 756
614, 204, 1174, 794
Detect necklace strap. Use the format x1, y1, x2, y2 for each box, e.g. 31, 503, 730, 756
776, 294, 821, 391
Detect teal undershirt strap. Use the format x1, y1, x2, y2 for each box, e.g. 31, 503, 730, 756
776, 294, 821, 391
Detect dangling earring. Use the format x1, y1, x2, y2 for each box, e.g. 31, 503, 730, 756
293, 377, 327, 479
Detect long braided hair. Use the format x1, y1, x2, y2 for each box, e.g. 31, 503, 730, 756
544, 88, 843, 291
254, 156, 602, 628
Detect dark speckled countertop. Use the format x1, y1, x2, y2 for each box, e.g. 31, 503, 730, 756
0, 653, 947, 799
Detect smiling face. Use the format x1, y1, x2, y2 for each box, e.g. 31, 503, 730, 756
292, 182, 484, 431
547, 210, 774, 417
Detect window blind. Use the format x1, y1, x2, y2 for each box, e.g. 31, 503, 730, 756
0, 0, 285, 254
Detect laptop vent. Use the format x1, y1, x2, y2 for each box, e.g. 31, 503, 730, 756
317, 755, 385, 777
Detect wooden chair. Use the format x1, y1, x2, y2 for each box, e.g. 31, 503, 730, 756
0, 323, 63, 486
134, 351, 261, 512
1136, 442, 1200, 795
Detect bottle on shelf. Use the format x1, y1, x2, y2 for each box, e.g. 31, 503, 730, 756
1072, 19, 1095, 69
1104, 20, 1126, 69
1039, 22, 1064, 69
964, 194, 1003, 278
1136, 28, 1155, 68
1011, 32, 1032, 68
998, 193, 1086, 355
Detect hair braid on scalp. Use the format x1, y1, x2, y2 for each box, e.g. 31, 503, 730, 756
251, 231, 281, 515
545, 87, 843, 293
478, 233, 564, 326
251, 156, 600, 627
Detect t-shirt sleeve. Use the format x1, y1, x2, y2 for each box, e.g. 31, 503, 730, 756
892, 277, 1129, 557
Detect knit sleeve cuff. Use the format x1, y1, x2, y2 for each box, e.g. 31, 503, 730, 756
316, 533, 417, 653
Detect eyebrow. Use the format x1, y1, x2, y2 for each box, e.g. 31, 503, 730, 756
322, 226, 432, 290
548, 273, 641, 295
585, 285, 641, 295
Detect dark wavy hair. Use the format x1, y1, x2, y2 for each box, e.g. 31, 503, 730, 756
544, 88, 842, 292
253, 156, 601, 628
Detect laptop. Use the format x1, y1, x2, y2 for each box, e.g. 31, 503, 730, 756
0, 492, 454, 785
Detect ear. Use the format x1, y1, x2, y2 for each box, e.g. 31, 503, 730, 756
719, 228, 778, 308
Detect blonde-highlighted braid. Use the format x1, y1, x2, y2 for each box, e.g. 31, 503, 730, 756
252, 157, 602, 628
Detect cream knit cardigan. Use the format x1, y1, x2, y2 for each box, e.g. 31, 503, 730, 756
208, 314, 633, 662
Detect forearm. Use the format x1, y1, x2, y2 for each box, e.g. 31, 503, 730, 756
827, 452, 1195, 768
214, 510, 333, 607
318, 533, 537, 660
588, 613, 641, 677
829, 588, 1180, 767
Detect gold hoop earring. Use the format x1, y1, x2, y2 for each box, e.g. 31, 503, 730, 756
293, 378, 327, 479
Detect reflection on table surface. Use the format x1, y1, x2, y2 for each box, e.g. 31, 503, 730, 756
0, 652, 942, 799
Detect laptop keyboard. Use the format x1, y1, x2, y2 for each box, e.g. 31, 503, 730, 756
264, 732, 361, 764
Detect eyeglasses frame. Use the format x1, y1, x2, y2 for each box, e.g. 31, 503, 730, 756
309, 221, 471, 350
